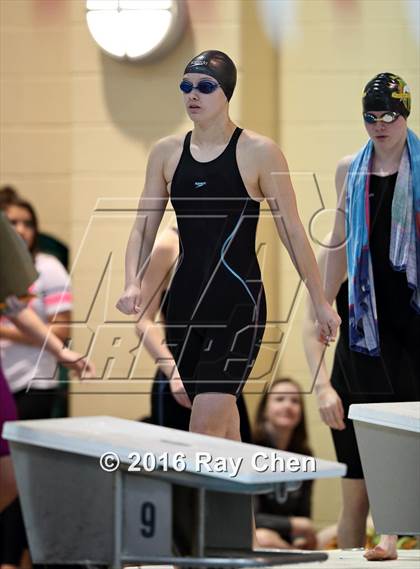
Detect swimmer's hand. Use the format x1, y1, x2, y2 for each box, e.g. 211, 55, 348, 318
58, 347, 96, 379
169, 373, 192, 409
116, 283, 142, 315
314, 383, 345, 430
314, 302, 341, 346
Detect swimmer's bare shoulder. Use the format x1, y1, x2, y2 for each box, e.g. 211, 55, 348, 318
237, 129, 289, 201
237, 129, 298, 201
240, 129, 292, 169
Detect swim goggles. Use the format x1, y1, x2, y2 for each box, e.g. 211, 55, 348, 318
179, 79, 220, 95
363, 111, 400, 124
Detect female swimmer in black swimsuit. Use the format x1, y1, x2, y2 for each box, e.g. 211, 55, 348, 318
135, 225, 252, 442
117, 50, 340, 443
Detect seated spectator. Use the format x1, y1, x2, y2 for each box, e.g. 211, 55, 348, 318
253, 377, 317, 550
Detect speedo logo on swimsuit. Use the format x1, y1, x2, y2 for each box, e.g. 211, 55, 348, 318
194, 181, 207, 189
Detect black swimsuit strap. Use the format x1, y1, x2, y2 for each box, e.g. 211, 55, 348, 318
183, 127, 243, 154
183, 131, 192, 151
229, 127, 243, 148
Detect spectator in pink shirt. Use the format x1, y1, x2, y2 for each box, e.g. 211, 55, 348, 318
0, 187, 73, 420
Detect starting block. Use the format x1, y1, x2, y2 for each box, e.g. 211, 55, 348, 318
349, 401, 420, 535
3, 416, 346, 567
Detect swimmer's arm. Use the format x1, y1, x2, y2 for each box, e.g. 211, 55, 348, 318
302, 216, 347, 432
302, 250, 346, 431
258, 140, 330, 309
302, 243, 333, 388
124, 142, 169, 288
322, 156, 351, 304
302, 158, 351, 383
302, 244, 346, 430
135, 242, 179, 380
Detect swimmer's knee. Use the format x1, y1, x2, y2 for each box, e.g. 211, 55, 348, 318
189, 392, 237, 436
189, 413, 226, 437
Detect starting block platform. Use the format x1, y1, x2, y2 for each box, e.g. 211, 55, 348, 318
349, 402, 420, 535
3, 416, 347, 568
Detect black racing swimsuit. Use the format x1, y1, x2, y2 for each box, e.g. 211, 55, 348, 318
330, 172, 420, 478
150, 284, 253, 442
165, 127, 267, 400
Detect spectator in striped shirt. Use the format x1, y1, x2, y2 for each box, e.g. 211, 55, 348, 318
0, 188, 73, 420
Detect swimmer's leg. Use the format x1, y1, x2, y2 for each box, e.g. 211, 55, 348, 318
189, 393, 238, 439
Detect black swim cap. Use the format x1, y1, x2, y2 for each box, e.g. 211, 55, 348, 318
183, 50, 237, 101
362, 72, 411, 118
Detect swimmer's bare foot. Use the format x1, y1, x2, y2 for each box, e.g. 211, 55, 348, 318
364, 534, 398, 561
